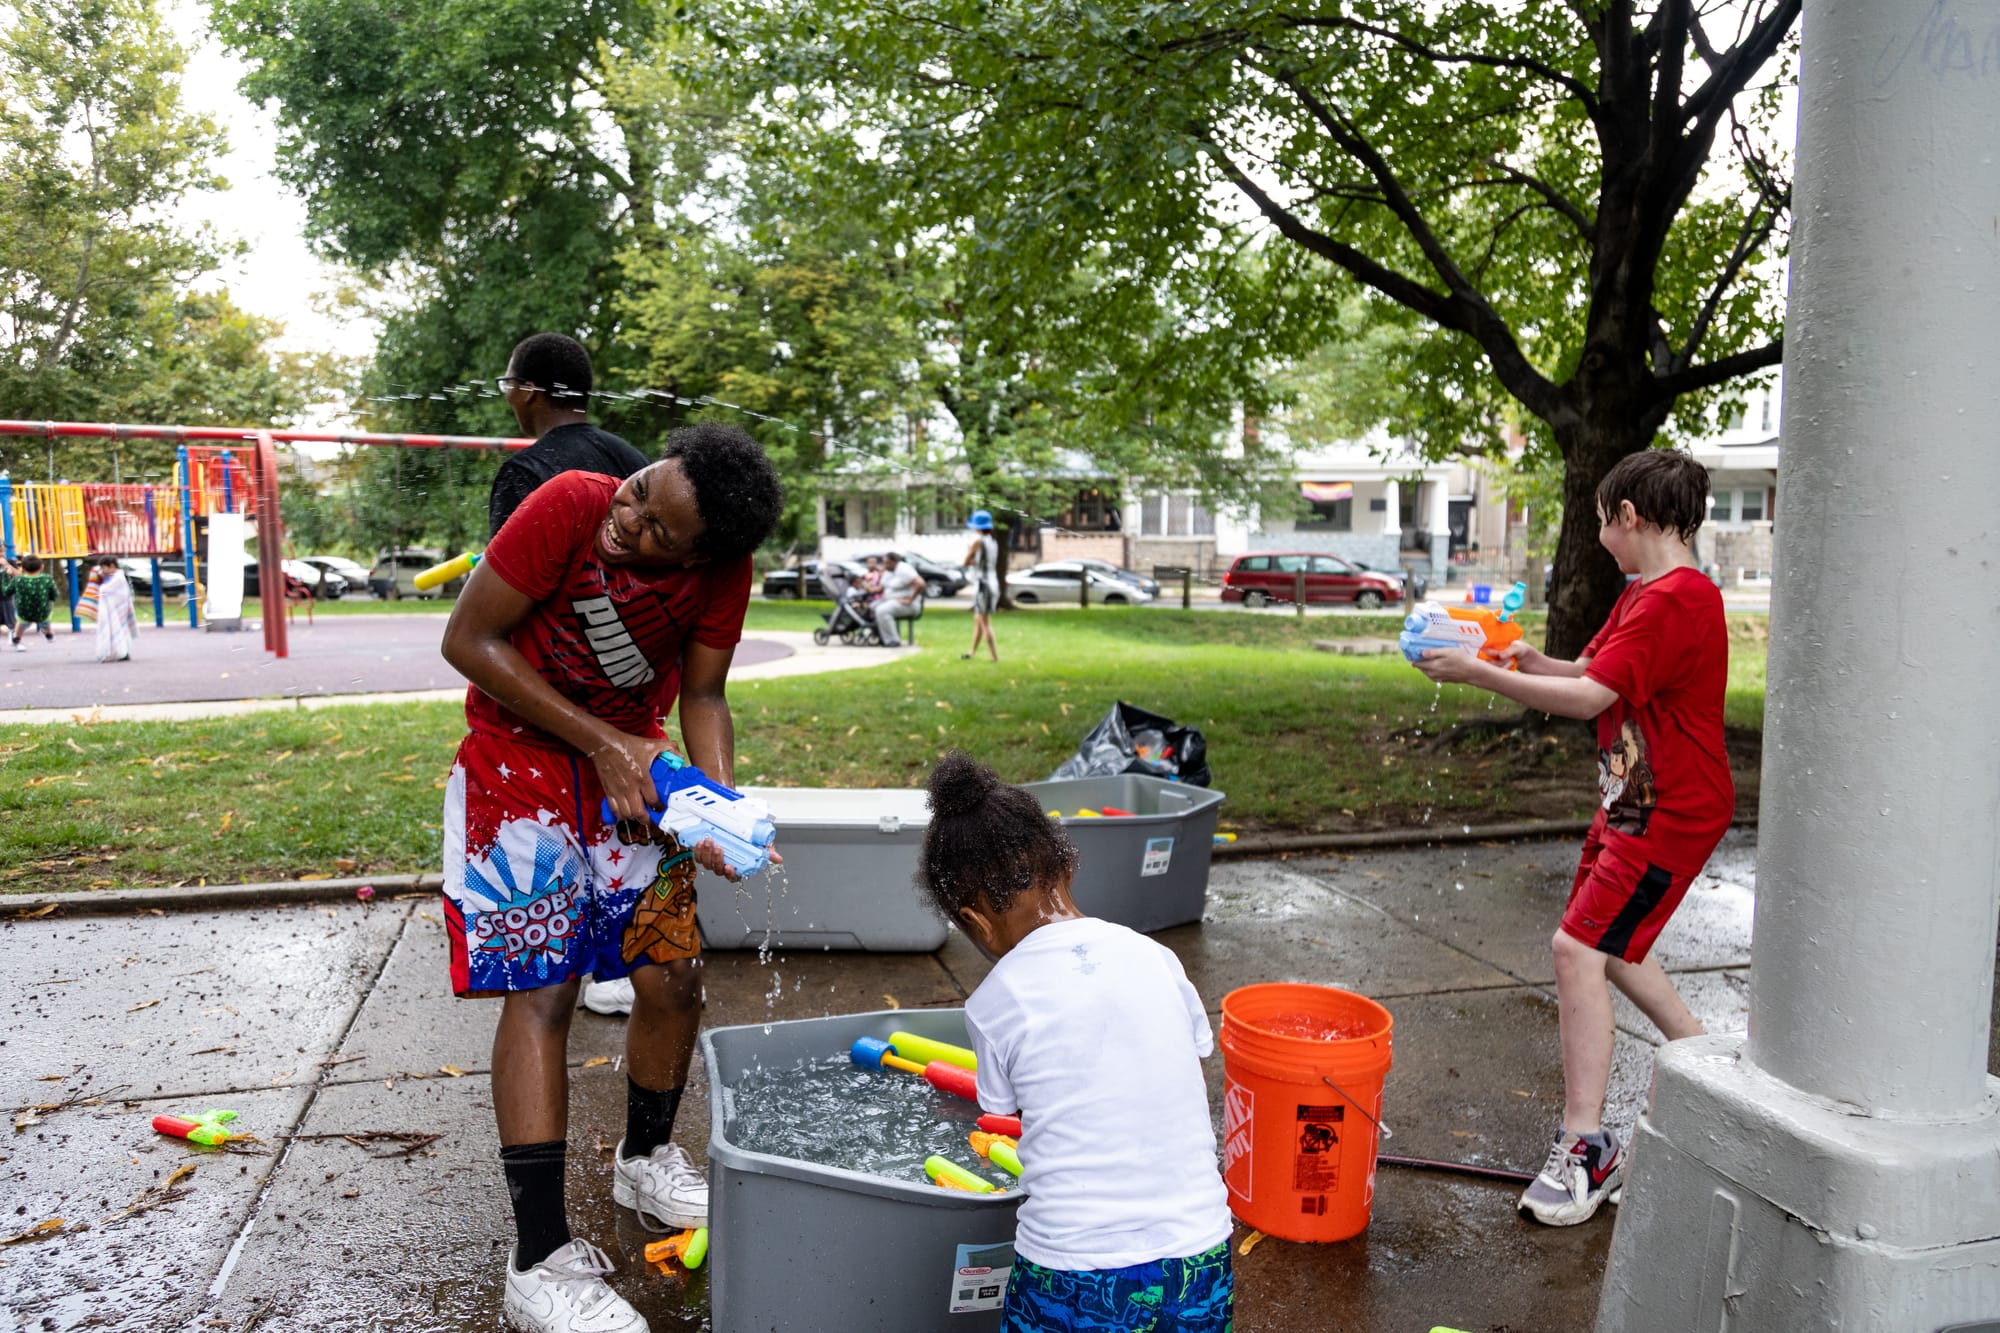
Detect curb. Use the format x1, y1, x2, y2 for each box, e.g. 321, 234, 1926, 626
6, 873, 441, 919
1211, 815, 1759, 860
7, 818, 1759, 918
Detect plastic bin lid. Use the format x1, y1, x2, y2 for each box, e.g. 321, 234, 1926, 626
740, 786, 932, 829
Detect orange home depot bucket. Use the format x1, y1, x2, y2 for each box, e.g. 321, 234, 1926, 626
1219, 983, 1393, 1242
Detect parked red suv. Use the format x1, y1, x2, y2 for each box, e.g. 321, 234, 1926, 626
1220, 552, 1406, 609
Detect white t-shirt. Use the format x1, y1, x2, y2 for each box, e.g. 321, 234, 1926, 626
964, 916, 1232, 1270
883, 563, 922, 603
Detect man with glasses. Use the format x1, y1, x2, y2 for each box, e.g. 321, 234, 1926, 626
489, 333, 651, 536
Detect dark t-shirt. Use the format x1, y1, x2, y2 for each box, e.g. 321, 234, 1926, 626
1581, 566, 1734, 872
468, 472, 752, 750
487, 423, 651, 537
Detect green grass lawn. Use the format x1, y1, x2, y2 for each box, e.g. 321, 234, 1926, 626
0, 604, 1767, 890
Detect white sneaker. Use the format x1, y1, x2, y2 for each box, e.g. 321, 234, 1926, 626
581, 977, 634, 1016
612, 1139, 708, 1231
503, 1237, 647, 1332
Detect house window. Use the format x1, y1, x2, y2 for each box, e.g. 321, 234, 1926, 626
1190, 501, 1215, 536
1726, 405, 1746, 430
858, 493, 898, 537
1169, 494, 1190, 534
824, 499, 848, 539
1760, 396, 1774, 432
1739, 568, 1773, 586
1141, 495, 1165, 536
1067, 487, 1119, 531
1708, 490, 1734, 523
1298, 497, 1353, 531
1739, 488, 1765, 522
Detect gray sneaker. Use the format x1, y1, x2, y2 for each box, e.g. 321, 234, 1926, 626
1518, 1129, 1623, 1226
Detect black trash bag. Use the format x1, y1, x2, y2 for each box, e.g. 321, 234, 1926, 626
1048, 701, 1211, 787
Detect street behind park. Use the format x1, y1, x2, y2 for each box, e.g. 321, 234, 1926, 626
2, 833, 1777, 1333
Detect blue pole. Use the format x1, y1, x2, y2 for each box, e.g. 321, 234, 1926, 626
178, 446, 199, 629
144, 491, 164, 627
220, 450, 234, 513
0, 473, 13, 560
66, 558, 80, 633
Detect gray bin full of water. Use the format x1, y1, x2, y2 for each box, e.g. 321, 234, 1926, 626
705, 1007, 1022, 1332
697, 787, 945, 951
1018, 775, 1227, 933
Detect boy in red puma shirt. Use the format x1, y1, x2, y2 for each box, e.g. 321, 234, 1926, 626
1415, 449, 1732, 1226
440, 422, 783, 1330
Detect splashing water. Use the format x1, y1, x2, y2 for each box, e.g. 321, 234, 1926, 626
724, 1056, 1009, 1187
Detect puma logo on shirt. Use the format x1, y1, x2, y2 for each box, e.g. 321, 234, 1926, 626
571, 596, 657, 688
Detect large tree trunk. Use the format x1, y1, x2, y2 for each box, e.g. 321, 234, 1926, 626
1543, 412, 1651, 662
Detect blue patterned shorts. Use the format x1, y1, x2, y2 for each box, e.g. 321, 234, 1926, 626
1001, 1240, 1233, 1332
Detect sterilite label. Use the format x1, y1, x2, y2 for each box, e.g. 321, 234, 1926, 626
948, 1242, 1014, 1314
1293, 1102, 1345, 1192
1141, 836, 1174, 876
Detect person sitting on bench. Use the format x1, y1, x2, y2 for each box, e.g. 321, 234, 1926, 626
873, 553, 923, 647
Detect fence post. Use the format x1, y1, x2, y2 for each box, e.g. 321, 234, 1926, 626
1294, 568, 1306, 618
1080, 570, 1089, 609
1182, 567, 1192, 610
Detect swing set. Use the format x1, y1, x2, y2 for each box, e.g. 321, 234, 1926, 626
0, 421, 528, 658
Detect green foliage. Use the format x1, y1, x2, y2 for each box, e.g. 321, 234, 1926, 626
0, 0, 342, 480
705, 0, 1798, 654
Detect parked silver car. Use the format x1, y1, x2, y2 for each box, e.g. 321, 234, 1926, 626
1005, 561, 1155, 605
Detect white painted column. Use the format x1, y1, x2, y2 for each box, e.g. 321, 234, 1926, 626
1596, 3, 2000, 1327
1425, 474, 1449, 572
1378, 477, 1400, 538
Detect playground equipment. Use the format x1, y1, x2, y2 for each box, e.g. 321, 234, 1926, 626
0, 421, 529, 657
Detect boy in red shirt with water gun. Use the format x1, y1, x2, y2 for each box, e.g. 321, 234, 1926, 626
1414, 449, 1733, 1226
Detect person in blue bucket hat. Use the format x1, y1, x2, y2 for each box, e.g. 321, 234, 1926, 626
962, 509, 1001, 661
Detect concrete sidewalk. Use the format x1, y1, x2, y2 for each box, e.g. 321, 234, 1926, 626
0, 835, 1763, 1331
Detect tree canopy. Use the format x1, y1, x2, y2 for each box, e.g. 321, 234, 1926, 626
710, 0, 1798, 654
0, 0, 338, 482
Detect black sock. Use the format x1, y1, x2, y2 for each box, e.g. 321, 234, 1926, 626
622, 1079, 684, 1160
500, 1140, 571, 1269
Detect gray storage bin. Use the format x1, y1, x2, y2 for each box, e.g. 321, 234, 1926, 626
705, 1008, 1022, 1332
696, 787, 945, 951
1018, 775, 1227, 933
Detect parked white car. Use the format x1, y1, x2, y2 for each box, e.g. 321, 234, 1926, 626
1005, 562, 1156, 605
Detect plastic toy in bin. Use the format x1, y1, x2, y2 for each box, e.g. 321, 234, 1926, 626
926, 1155, 1002, 1193
850, 1036, 979, 1101
1399, 581, 1527, 667
603, 751, 777, 878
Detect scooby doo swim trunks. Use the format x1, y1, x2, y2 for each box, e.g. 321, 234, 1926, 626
441, 731, 700, 997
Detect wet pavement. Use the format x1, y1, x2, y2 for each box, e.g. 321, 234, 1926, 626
0, 831, 1787, 1331
0, 617, 792, 713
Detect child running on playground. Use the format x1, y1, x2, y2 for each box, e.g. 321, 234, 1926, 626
439, 422, 783, 1333
918, 750, 1233, 1331
1413, 448, 1732, 1226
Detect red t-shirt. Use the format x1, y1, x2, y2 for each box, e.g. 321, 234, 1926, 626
465, 471, 751, 750
1581, 567, 1734, 873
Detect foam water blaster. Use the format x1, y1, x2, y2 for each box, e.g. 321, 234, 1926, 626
603, 750, 777, 878
850, 1036, 979, 1101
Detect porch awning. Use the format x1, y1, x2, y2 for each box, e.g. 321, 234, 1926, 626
1299, 481, 1354, 503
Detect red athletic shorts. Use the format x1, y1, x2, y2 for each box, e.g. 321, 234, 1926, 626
441, 731, 700, 998
1561, 815, 1700, 963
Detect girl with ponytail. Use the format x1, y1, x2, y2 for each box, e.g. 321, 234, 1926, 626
919, 751, 1234, 1332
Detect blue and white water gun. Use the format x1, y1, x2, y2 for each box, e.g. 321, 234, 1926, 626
603, 751, 777, 878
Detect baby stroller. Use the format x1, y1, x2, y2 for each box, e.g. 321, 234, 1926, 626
812, 562, 878, 646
